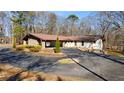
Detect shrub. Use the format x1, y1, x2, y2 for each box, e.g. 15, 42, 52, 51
22, 44, 28, 48
29, 45, 42, 52
16, 44, 42, 52
25, 45, 34, 48
35, 45, 42, 49
54, 37, 61, 53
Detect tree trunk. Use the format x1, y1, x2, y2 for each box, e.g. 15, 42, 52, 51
12, 36, 16, 48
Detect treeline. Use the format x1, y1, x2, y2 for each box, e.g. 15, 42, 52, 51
0, 11, 124, 51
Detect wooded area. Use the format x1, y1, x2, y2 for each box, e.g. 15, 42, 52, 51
0, 11, 124, 52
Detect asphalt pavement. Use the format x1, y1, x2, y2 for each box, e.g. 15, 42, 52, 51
0, 47, 124, 81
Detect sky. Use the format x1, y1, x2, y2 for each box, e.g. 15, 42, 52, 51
50, 11, 93, 19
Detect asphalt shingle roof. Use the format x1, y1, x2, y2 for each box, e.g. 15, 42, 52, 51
24, 33, 103, 42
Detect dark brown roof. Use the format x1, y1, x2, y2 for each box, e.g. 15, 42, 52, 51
23, 33, 103, 42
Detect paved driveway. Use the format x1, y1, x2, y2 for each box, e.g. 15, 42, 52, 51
61, 48, 124, 80
0, 48, 124, 81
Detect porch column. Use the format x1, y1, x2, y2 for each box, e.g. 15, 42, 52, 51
23, 40, 27, 45
42, 41, 45, 48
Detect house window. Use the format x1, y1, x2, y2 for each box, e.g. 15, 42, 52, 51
82, 41, 84, 46
46, 42, 50, 46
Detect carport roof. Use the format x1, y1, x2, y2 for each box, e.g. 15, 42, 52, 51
23, 33, 103, 42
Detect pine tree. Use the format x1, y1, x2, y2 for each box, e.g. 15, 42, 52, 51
11, 12, 26, 48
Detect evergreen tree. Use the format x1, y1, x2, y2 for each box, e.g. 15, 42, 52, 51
11, 12, 26, 48
55, 37, 61, 53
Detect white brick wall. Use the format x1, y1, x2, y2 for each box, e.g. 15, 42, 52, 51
94, 39, 103, 50
83, 39, 103, 50
28, 39, 39, 46
84, 42, 93, 48
63, 41, 83, 47
76, 42, 82, 47
62, 39, 103, 50
26, 38, 103, 50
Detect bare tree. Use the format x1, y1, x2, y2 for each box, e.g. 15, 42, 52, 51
0, 12, 6, 36
79, 17, 92, 35
47, 13, 57, 35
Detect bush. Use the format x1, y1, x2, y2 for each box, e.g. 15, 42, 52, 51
35, 45, 42, 49
54, 37, 61, 53
25, 45, 34, 48
29, 45, 42, 52
25, 45, 42, 48
16, 44, 42, 52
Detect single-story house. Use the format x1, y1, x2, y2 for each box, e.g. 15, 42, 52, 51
23, 33, 104, 50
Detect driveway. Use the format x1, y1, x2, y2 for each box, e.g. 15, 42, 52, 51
61, 48, 124, 80
0, 48, 124, 81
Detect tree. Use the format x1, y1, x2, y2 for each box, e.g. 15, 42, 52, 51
67, 14, 79, 35
94, 12, 113, 50
79, 17, 92, 35
0, 12, 6, 36
47, 13, 57, 35
95, 11, 124, 50
55, 37, 61, 53
26, 11, 36, 33
34, 12, 49, 34
10, 11, 26, 48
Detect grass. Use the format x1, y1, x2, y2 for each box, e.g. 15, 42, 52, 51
58, 58, 75, 64
106, 50, 124, 58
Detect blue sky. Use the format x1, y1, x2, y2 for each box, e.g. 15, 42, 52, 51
50, 11, 93, 19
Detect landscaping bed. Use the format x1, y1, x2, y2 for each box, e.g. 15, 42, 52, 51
14, 45, 66, 57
